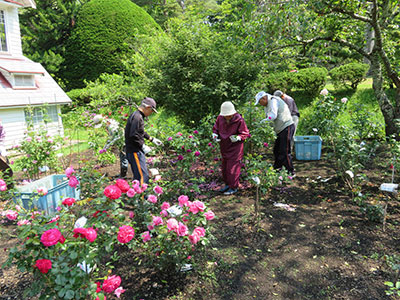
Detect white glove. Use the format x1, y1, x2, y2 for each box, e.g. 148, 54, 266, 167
260, 118, 269, 124
142, 144, 152, 154
229, 135, 241, 143
152, 137, 163, 146
212, 133, 221, 142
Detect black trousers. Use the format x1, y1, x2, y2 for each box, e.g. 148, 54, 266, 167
273, 124, 295, 174
127, 151, 149, 184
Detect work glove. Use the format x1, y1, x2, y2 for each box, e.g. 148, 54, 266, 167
212, 133, 221, 142
152, 137, 163, 146
229, 135, 241, 143
142, 144, 152, 154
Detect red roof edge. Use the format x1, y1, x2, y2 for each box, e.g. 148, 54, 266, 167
3, 0, 24, 7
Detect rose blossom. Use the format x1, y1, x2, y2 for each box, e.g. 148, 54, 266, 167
115, 179, 130, 193
5, 210, 18, 220
126, 188, 136, 198
146, 194, 157, 204
341, 97, 348, 104
194, 151, 200, 157
167, 218, 179, 232
104, 185, 122, 200
204, 210, 215, 220
141, 183, 148, 191
117, 225, 135, 244
35, 259, 52, 274
178, 195, 189, 207
114, 286, 126, 298
17, 219, 31, 226
62, 197, 75, 206
128, 211, 135, 218
102, 275, 121, 293
147, 224, 154, 231
188, 233, 200, 245
41, 228, 62, 247
73, 227, 97, 242
320, 88, 329, 96
152, 216, 163, 226
153, 185, 163, 195
160, 210, 168, 217
68, 176, 79, 188
177, 222, 188, 236
193, 227, 206, 237
161, 202, 170, 210
141, 231, 151, 242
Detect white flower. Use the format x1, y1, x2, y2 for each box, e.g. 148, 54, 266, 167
57, 153, 64, 158
312, 128, 318, 132
167, 205, 183, 217
252, 176, 261, 185
107, 119, 119, 133
320, 88, 329, 96
74, 216, 88, 228
341, 97, 348, 104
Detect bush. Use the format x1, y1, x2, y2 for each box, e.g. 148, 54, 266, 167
261, 71, 292, 93
62, 0, 160, 89
329, 62, 369, 90
293, 67, 328, 97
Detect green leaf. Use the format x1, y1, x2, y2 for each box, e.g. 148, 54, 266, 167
65, 290, 75, 299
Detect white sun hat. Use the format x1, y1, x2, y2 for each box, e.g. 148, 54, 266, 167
255, 91, 268, 105
220, 101, 237, 116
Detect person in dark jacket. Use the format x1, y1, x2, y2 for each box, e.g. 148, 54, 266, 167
125, 97, 163, 184
212, 101, 249, 195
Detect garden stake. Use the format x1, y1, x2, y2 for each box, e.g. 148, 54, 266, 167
255, 185, 260, 227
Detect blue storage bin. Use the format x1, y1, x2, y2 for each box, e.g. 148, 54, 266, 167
294, 136, 322, 160
14, 174, 80, 214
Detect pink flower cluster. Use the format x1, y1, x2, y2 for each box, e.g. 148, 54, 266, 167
65, 167, 79, 188
104, 179, 147, 200
62, 197, 75, 206
73, 227, 97, 242
0, 179, 7, 191
40, 228, 65, 247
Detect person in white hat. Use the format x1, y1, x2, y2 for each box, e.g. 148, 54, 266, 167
124, 97, 163, 184
255, 91, 295, 175
212, 101, 249, 195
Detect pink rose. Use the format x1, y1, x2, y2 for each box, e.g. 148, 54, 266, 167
126, 188, 136, 198
117, 225, 135, 244
188, 233, 200, 245
104, 185, 122, 200
114, 287, 126, 298
17, 219, 31, 226
68, 176, 79, 188
85, 227, 97, 242
146, 194, 157, 204
0, 179, 6, 185
35, 259, 52, 274
0, 185, 7, 191
193, 130, 199, 134
177, 222, 188, 236
167, 137, 173, 141
204, 210, 215, 220
193, 227, 205, 237
5, 210, 18, 220
41, 228, 62, 247
178, 195, 189, 207
141, 183, 148, 191
160, 210, 168, 217
194, 151, 200, 157
147, 224, 154, 231
153, 185, 163, 195
188, 202, 199, 214
62, 197, 75, 206
65, 166, 75, 177
177, 155, 183, 161
115, 179, 130, 193
167, 218, 178, 232
193, 200, 206, 211
102, 275, 121, 293
161, 202, 170, 210
128, 211, 135, 218
141, 231, 151, 242
152, 216, 163, 226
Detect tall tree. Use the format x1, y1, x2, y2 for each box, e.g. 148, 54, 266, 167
19, 0, 88, 85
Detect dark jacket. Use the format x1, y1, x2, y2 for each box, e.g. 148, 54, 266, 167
124, 110, 150, 153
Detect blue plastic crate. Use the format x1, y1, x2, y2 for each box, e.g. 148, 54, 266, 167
14, 174, 80, 214
294, 136, 322, 160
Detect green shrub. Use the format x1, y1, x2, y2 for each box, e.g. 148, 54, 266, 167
293, 67, 328, 97
261, 71, 292, 93
329, 62, 369, 90
62, 0, 160, 89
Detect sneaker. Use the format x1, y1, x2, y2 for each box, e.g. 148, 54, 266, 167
224, 188, 238, 195
218, 185, 229, 193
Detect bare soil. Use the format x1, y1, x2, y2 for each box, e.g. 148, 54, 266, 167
1, 149, 400, 300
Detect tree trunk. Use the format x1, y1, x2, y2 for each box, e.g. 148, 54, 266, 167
370, 51, 400, 139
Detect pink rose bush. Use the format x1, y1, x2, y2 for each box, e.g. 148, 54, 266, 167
35, 259, 52, 274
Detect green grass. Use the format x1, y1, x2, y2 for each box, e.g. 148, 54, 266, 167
61, 127, 91, 155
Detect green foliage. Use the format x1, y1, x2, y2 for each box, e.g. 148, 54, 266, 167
329, 62, 369, 90
261, 71, 293, 94
293, 67, 328, 97
129, 18, 259, 126
62, 0, 160, 89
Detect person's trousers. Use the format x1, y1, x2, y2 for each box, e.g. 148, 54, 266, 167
119, 147, 129, 177
127, 151, 149, 184
291, 115, 299, 149
221, 158, 241, 189
273, 124, 295, 174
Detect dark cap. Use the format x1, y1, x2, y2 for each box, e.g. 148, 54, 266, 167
141, 97, 158, 113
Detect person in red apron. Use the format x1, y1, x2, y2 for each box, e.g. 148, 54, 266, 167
212, 101, 249, 195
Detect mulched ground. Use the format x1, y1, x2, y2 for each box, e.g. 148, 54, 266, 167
1, 149, 399, 300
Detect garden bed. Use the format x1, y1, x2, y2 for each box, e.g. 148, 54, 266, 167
1, 149, 399, 299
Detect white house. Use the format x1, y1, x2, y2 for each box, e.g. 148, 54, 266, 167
0, 0, 71, 150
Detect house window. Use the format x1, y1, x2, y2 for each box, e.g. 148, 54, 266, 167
24, 106, 59, 125
0, 11, 7, 52
14, 74, 35, 87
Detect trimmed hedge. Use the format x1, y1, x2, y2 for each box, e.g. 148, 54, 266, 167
262, 67, 328, 97
329, 62, 369, 90
62, 0, 160, 89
